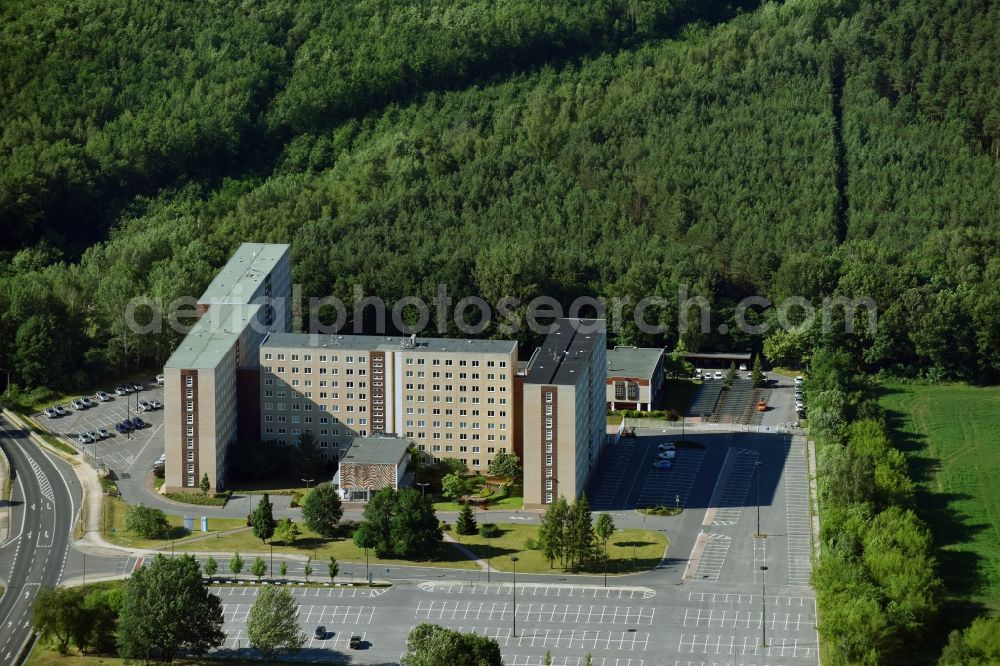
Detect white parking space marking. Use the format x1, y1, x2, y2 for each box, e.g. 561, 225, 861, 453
509, 657, 644, 666
223, 603, 374, 625
439, 626, 649, 650
637, 449, 706, 509
687, 593, 815, 608
415, 601, 655, 625
417, 582, 655, 599
591, 440, 637, 509
784, 439, 813, 586
693, 534, 730, 582
752, 537, 766, 583
676, 634, 816, 658
681, 609, 815, 630
712, 449, 758, 526
213, 584, 388, 599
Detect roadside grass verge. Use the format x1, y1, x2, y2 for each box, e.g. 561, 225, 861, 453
879, 382, 1000, 612
163, 490, 231, 506
172, 523, 478, 570
454, 524, 667, 574
101, 496, 245, 548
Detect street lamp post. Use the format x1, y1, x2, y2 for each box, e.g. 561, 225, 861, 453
510, 556, 519, 637
760, 565, 769, 648
302, 478, 314, 491
754, 461, 762, 536
270, 543, 273, 579
416, 482, 429, 497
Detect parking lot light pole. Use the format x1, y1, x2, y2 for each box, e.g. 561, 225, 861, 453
416, 482, 429, 497
301, 478, 314, 491
754, 461, 762, 537
510, 556, 519, 637
760, 565, 769, 648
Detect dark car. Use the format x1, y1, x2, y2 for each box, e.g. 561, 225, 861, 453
119, 420, 134, 432
314, 626, 327, 640
115, 423, 127, 434
349, 635, 364, 650
131, 417, 146, 429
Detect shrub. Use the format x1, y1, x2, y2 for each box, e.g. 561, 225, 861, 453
478, 523, 501, 539
125, 504, 170, 539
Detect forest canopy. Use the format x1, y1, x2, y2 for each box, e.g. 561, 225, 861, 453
1, 0, 999, 397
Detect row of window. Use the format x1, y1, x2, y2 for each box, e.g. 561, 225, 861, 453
405, 358, 507, 368
264, 353, 368, 363
408, 432, 507, 442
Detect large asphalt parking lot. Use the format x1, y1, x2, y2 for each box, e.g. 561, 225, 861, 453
38, 382, 166, 480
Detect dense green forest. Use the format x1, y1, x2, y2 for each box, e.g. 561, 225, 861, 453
1, 0, 998, 396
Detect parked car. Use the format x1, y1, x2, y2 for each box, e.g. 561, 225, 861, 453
96, 391, 111, 402
739, 363, 748, 371
44, 407, 58, 418
314, 626, 327, 640
155, 373, 165, 385
349, 636, 364, 650
114, 386, 129, 396
78, 433, 93, 445
131, 417, 146, 429
71, 399, 86, 410
658, 450, 676, 459
658, 442, 675, 451
138, 400, 152, 412
88, 430, 103, 441
156, 454, 166, 464
130, 382, 144, 392
54, 405, 67, 416
652, 459, 673, 469
148, 399, 162, 410
745, 372, 754, 380
119, 420, 134, 432
713, 371, 724, 380
115, 423, 127, 434
97, 428, 110, 439
80, 396, 94, 408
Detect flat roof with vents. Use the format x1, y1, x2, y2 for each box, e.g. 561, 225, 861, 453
164, 303, 261, 369
340, 435, 412, 466
198, 243, 290, 305
261, 332, 516, 355
607, 346, 664, 380
525, 318, 606, 385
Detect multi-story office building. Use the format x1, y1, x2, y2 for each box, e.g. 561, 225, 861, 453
163, 303, 261, 491
258, 333, 519, 473
163, 243, 291, 492
522, 318, 607, 508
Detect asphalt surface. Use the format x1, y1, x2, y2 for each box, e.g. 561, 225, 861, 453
0, 416, 82, 663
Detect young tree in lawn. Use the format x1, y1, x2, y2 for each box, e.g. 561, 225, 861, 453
455, 503, 478, 535
274, 518, 299, 546
568, 495, 596, 570
303, 558, 313, 582
301, 482, 344, 538
544, 650, 553, 665
595, 512, 616, 566
125, 504, 170, 539
487, 451, 521, 483
539, 496, 570, 568
328, 556, 339, 583
203, 555, 218, 580
116, 554, 224, 662
229, 552, 244, 579
252, 556, 267, 582
441, 472, 471, 501
200, 473, 210, 495
246, 586, 306, 664
252, 494, 276, 543
279, 561, 288, 578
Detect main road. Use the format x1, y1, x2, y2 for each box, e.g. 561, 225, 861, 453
0, 414, 80, 663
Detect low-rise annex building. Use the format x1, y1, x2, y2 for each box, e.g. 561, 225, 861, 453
332, 434, 412, 502
605, 346, 664, 411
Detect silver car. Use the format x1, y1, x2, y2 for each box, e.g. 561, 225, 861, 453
44, 407, 58, 418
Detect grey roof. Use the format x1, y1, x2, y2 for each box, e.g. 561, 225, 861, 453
525, 318, 606, 385
606, 346, 664, 380
164, 303, 261, 370
341, 435, 411, 466
261, 332, 516, 355
199, 243, 290, 304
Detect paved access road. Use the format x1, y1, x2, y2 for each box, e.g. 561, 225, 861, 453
0, 416, 81, 663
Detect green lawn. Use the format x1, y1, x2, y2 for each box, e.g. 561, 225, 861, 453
173, 523, 478, 571
102, 496, 246, 548
879, 382, 1000, 611
453, 524, 667, 574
